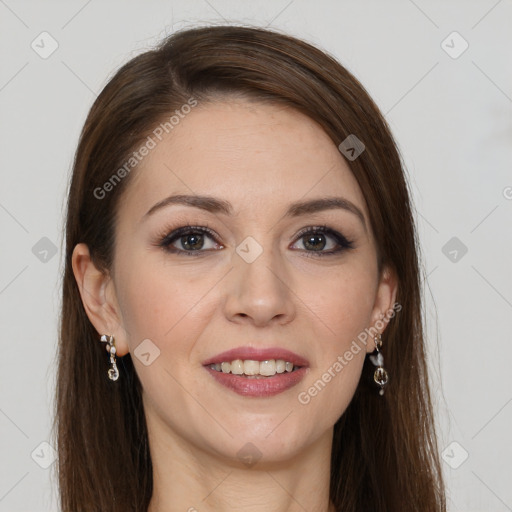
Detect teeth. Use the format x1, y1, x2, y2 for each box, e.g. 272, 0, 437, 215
275, 359, 286, 374
259, 360, 275, 376
244, 360, 260, 375
230, 359, 244, 375
208, 359, 298, 377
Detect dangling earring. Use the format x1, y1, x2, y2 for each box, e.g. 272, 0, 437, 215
369, 333, 388, 395
100, 334, 119, 381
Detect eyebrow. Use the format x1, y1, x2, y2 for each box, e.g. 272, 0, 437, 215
143, 194, 367, 230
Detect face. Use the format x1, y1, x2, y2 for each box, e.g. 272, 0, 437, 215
80, 99, 396, 465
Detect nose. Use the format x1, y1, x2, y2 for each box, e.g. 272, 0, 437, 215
223, 242, 296, 327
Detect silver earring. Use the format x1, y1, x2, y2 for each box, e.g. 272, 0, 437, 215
100, 334, 119, 381
369, 333, 388, 395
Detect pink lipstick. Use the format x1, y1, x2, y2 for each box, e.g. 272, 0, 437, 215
202, 346, 309, 398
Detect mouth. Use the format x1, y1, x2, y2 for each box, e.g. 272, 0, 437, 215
206, 359, 301, 378
202, 346, 309, 397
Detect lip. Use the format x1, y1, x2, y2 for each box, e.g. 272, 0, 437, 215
202, 346, 310, 367
204, 366, 308, 397
202, 346, 309, 398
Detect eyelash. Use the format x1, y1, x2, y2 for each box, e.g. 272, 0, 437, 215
156, 224, 354, 257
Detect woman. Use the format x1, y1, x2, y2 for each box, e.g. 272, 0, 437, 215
55, 25, 446, 511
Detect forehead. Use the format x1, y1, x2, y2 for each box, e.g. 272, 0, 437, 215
120, 99, 368, 222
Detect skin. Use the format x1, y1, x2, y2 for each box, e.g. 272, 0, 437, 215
73, 99, 397, 512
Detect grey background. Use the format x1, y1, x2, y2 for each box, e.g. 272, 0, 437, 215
1, 1, 511, 511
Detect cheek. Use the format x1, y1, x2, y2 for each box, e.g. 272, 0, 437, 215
299, 261, 377, 345
115, 256, 220, 349
114, 258, 218, 408
295, 274, 371, 429
292, 260, 376, 413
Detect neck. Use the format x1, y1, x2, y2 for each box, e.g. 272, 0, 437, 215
146, 414, 335, 512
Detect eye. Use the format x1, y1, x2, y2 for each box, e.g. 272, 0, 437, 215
158, 225, 223, 255
291, 225, 354, 256
156, 224, 353, 257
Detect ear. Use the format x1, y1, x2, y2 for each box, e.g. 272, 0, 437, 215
71, 243, 130, 356
366, 265, 399, 354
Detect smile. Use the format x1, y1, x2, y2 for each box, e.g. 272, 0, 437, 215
208, 359, 299, 377
202, 347, 309, 397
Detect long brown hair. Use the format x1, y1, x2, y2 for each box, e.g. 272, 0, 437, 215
54, 24, 446, 511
